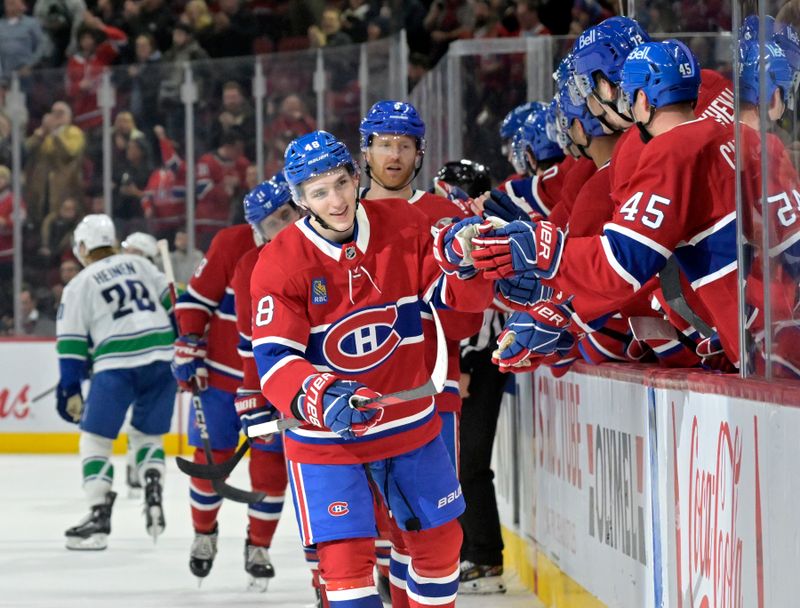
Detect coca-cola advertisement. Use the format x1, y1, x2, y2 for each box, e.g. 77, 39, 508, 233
662, 388, 800, 608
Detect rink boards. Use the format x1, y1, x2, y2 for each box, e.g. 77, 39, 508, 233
0, 339, 192, 454
495, 363, 800, 608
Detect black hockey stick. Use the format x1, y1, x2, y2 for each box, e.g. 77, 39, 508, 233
246, 306, 449, 439
158, 239, 265, 504
175, 438, 249, 480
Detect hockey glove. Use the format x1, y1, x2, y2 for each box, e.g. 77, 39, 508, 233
432, 178, 480, 215
235, 389, 281, 450
492, 302, 575, 373
172, 334, 208, 391
483, 189, 530, 223
56, 383, 83, 424
472, 219, 564, 280
432, 216, 484, 278
696, 333, 736, 373
495, 275, 553, 311
292, 373, 383, 440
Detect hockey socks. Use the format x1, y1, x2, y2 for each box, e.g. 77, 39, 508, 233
189, 447, 235, 533
80, 433, 114, 507
247, 449, 287, 547
318, 538, 382, 608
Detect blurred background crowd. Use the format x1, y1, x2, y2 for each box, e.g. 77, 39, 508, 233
0, 0, 748, 333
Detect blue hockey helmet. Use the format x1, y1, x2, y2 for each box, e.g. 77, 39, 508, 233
243, 172, 293, 228
775, 20, 800, 72
284, 130, 357, 199
599, 16, 650, 47
553, 52, 575, 90
618, 40, 701, 116
557, 80, 606, 139
546, 98, 574, 153
520, 109, 565, 167
359, 100, 426, 150
740, 14, 776, 43
571, 24, 641, 102
739, 39, 797, 110
499, 101, 546, 141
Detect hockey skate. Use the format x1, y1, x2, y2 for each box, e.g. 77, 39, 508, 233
458, 560, 507, 594
190, 525, 218, 584
244, 540, 275, 592
65, 491, 117, 551
126, 463, 142, 498
376, 571, 392, 604
143, 470, 165, 541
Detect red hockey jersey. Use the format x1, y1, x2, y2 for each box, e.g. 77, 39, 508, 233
548, 157, 597, 229
610, 68, 734, 197
176, 223, 256, 392
196, 152, 250, 233
408, 190, 484, 413
232, 246, 262, 392
251, 199, 494, 465
547, 117, 756, 365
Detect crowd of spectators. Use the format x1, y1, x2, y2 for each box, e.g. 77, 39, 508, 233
0, 0, 739, 332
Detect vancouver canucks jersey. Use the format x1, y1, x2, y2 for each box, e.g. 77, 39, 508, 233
56, 253, 174, 378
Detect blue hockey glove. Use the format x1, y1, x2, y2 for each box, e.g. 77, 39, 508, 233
432, 216, 484, 278
235, 389, 281, 450
291, 373, 383, 440
472, 219, 564, 280
483, 189, 530, 223
495, 275, 553, 311
172, 334, 208, 391
492, 303, 575, 373
56, 383, 83, 424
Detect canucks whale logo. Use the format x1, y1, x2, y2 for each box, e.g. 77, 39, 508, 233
311, 278, 328, 305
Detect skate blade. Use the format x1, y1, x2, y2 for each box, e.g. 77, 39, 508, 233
458, 576, 507, 595
247, 577, 270, 593
146, 506, 165, 542
65, 534, 108, 551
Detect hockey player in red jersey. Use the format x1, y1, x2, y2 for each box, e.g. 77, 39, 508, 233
472, 40, 760, 370
248, 131, 494, 608
736, 29, 800, 377
229, 174, 303, 590
358, 100, 486, 596
172, 220, 255, 582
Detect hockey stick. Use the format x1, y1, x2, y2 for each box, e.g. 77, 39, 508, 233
31, 384, 57, 403
246, 305, 449, 439
628, 316, 698, 351
158, 239, 265, 503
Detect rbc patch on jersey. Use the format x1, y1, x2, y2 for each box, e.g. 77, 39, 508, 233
311, 278, 328, 304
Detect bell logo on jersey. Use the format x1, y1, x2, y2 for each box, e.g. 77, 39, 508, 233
327, 501, 350, 517
322, 305, 403, 373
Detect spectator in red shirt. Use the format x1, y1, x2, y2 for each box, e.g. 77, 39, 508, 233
265, 93, 316, 145
0, 164, 24, 269
65, 11, 127, 132
517, 0, 551, 36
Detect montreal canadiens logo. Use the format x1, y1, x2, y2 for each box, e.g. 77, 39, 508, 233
322, 305, 402, 373
328, 501, 349, 517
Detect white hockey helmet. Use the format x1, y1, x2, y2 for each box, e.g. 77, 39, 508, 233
122, 231, 159, 261
72, 214, 116, 264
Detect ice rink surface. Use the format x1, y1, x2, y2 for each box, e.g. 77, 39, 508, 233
0, 455, 540, 608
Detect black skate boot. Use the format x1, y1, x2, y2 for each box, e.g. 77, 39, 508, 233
458, 560, 506, 594
190, 525, 218, 584
377, 571, 392, 604
65, 491, 117, 551
244, 539, 275, 592
143, 469, 165, 541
